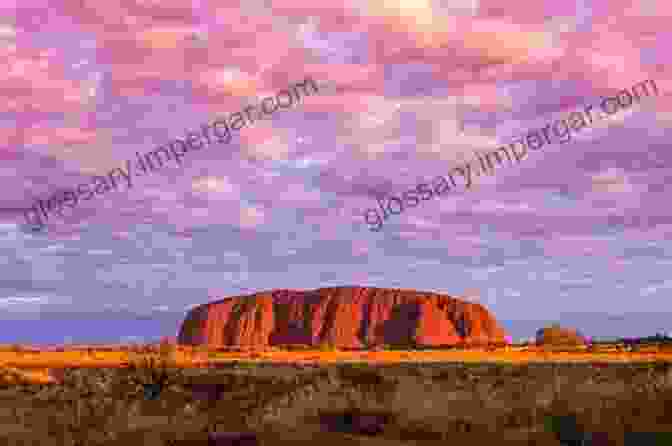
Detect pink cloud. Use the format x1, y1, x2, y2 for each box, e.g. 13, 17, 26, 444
239, 205, 266, 229
60, 0, 198, 31
0, 127, 22, 149
302, 63, 385, 92
132, 25, 202, 50
299, 93, 384, 114
237, 125, 278, 148
64, 4, 304, 90
0, 47, 87, 114
48, 3, 359, 108
166, 199, 267, 231
266, 0, 365, 33
127, 0, 200, 22
57, 4, 282, 97
354, 18, 566, 94
459, 81, 513, 109
479, 0, 578, 24
360, 2, 563, 65
98, 27, 310, 103
281, 182, 324, 205
196, 68, 262, 98
350, 243, 370, 257
589, 168, 634, 194
23, 126, 97, 147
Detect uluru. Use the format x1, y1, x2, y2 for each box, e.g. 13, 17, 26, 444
177, 286, 509, 348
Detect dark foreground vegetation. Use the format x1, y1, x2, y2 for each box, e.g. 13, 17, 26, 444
1, 349, 672, 445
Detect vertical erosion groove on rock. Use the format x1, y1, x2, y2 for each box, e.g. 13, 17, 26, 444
177, 286, 509, 348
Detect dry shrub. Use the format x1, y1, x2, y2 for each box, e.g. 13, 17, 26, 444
315, 408, 395, 436
278, 344, 313, 351
317, 342, 338, 352
334, 364, 398, 405
125, 356, 184, 401
396, 420, 447, 441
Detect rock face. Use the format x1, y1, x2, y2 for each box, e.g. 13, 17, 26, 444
177, 286, 509, 348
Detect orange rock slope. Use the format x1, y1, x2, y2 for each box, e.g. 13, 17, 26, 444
177, 286, 509, 348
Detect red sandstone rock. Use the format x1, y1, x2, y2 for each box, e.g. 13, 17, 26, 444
535, 324, 587, 346
177, 286, 509, 348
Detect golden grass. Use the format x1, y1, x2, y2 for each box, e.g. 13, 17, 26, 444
0, 346, 671, 384
0, 366, 56, 384
1, 348, 672, 445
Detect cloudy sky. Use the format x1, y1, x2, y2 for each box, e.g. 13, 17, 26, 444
1, 0, 671, 330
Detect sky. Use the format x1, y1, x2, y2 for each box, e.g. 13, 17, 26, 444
2, 0, 672, 343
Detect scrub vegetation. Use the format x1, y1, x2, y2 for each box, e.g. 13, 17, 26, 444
0, 340, 671, 445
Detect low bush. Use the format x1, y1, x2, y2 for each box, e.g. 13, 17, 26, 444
317, 342, 338, 352
278, 344, 314, 351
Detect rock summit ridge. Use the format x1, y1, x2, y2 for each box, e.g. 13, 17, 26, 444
177, 286, 509, 348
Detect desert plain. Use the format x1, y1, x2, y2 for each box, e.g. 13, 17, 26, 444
0, 344, 672, 446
